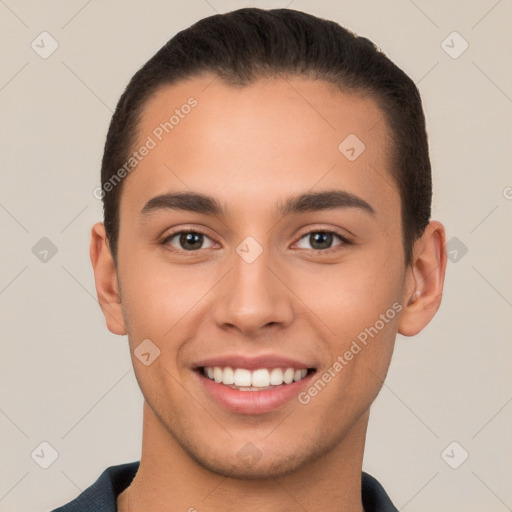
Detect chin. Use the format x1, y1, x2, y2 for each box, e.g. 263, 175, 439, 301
183, 437, 330, 481
195, 453, 305, 480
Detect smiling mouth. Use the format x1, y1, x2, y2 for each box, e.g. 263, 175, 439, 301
198, 366, 317, 391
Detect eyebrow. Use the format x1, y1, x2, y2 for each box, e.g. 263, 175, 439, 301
140, 189, 375, 219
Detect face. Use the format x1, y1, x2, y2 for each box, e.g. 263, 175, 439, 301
106, 75, 412, 478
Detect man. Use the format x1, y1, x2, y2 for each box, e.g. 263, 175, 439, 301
52, 7, 447, 512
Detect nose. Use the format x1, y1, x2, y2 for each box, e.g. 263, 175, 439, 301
212, 244, 294, 336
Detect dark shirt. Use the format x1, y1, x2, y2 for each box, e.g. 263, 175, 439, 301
50, 461, 398, 511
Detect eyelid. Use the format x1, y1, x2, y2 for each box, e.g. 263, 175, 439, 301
293, 228, 352, 253
295, 225, 353, 243
160, 225, 353, 254
161, 226, 215, 248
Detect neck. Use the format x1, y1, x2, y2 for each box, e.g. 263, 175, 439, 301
118, 401, 368, 512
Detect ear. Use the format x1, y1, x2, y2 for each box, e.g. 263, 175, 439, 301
398, 220, 447, 336
89, 222, 127, 335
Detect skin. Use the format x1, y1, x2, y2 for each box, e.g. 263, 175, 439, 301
90, 75, 447, 512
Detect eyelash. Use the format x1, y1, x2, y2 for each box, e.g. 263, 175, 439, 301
160, 228, 352, 255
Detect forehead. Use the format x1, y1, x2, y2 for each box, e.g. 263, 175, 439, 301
120, 75, 399, 225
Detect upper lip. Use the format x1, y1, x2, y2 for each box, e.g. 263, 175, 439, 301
193, 353, 317, 371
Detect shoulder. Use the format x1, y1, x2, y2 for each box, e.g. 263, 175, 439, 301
49, 461, 140, 512
361, 471, 398, 512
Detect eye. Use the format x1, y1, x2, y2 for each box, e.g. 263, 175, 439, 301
294, 230, 350, 253
160, 228, 351, 255
162, 230, 215, 252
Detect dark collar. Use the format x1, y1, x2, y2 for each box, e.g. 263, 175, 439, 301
51, 461, 398, 511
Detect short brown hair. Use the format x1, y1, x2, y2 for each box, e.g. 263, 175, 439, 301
100, 8, 431, 266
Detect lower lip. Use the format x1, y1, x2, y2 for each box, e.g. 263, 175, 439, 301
196, 370, 315, 415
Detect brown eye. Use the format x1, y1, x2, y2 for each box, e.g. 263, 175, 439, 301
162, 231, 214, 252
295, 230, 349, 253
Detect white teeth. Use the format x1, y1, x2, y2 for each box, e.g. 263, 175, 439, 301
270, 368, 284, 385
202, 366, 310, 388
283, 368, 295, 384
234, 368, 252, 387
213, 367, 223, 383
222, 366, 234, 385
251, 369, 270, 387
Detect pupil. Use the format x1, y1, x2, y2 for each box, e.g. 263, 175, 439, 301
311, 232, 332, 250
180, 232, 203, 250
177, 232, 333, 251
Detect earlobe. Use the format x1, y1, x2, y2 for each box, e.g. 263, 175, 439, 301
89, 222, 127, 336
398, 221, 447, 337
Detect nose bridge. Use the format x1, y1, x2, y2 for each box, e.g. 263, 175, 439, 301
212, 237, 293, 333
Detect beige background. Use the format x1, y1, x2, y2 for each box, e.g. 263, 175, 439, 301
1, 1, 511, 511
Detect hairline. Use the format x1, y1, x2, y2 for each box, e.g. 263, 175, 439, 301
109, 71, 410, 268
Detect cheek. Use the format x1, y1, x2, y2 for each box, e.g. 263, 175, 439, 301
117, 248, 203, 335
297, 252, 403, 329
296, 254, 403, 401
